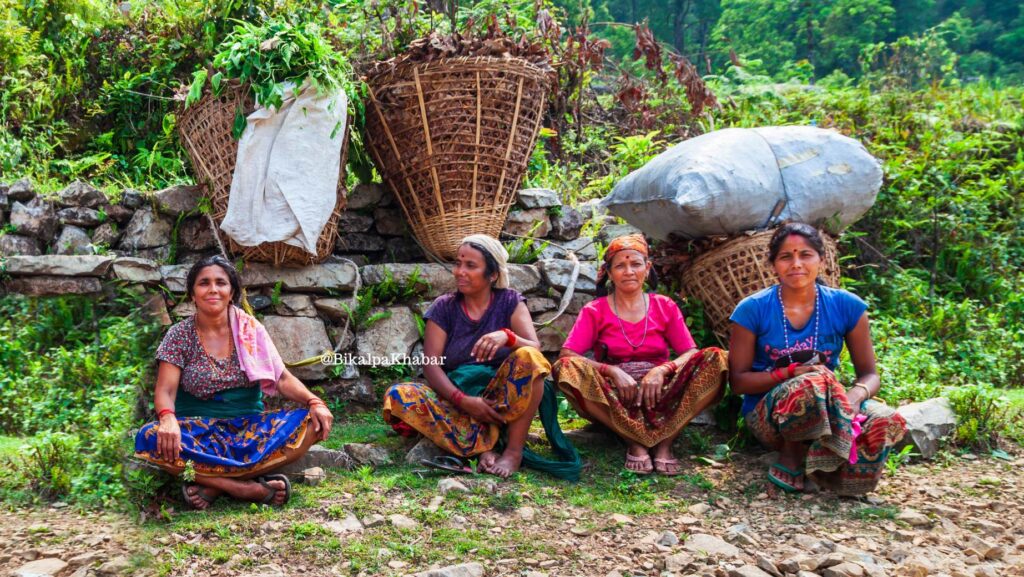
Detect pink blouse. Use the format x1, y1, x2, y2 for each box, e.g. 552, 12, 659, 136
563, 294, 697, 363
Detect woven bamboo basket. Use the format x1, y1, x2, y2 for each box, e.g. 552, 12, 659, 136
364, 56, 549, 260
680, 229, 841, 345
177, 82, 349, 267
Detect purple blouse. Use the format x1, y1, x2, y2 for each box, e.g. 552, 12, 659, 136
424, 288, 525, 372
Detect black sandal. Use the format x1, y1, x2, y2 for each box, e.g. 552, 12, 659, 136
419, 455, 475, 475
256, 474, 292, 506
182, 484, 218, 509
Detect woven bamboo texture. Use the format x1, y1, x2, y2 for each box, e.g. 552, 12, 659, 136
680, 229, 841, 345
177, 82, 349, 267
364, 56, 549, 260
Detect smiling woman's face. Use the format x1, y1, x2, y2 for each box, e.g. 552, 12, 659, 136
772, 234, 821, 290
191, 265, 233, 316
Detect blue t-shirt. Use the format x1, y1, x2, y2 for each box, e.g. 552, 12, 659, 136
730, 284, 867, 415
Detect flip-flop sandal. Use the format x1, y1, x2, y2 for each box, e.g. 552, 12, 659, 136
653, 458, 683, 476
182, 484, 218, 509
256, 474, 292, 506
767, 462, 805, 493
419, 455, 475, 475
624, 452, 654, 475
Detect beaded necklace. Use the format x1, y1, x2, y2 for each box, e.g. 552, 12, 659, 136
611, 291, 650, 350
778, 284, 820, 364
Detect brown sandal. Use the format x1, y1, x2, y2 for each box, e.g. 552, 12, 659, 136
624, 452, 654, 475
653, 458, 683, 476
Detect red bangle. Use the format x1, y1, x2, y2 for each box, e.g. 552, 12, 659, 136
598, 363, 609, 377
787, 363, 798, 379
157, 408, 175, 419
771, 369, 783, 383
502, 328, 517, 347
307, 398, 326, 407
661, 361, 677, 374
451, 390, 465, 408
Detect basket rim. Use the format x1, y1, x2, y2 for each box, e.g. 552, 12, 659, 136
367, 54, 551, 86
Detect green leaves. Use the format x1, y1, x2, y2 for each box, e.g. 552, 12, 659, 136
185, 69, 208, 108
231, 106, 246, 140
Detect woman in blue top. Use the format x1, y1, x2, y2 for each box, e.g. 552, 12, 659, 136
729, 223, 906, 495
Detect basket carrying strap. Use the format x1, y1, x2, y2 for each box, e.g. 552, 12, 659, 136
534, 251, 580, 328
204, 212, 362, 369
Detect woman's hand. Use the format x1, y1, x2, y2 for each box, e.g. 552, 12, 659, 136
639, 366, 671, 409
845, 385, 869, 415
157, 414, 182, 464
607, 367, 640, 407
309, 404, 334, 441
471, 330, 510, 362
460, 396, 505, 424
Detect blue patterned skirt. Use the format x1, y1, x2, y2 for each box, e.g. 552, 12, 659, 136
134, 408, 312, 477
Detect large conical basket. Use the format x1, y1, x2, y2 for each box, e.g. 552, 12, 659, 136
364, 56, 549, 260
680, 229, 841, 345
177, 82, 349, 267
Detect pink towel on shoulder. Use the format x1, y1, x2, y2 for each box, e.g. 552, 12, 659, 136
230, 305, 285, 396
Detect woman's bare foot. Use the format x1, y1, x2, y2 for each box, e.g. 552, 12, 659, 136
485, 449, 523, 478
478, 450, 499, 473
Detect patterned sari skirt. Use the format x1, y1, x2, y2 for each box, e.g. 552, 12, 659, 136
745, 371, 907, 495
553, 348, 728, 448
382, 347, 551, 457
134, 408, 313, 478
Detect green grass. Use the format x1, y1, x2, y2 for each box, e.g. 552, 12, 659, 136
0, 436, 24, 458
1003, 388, 1024, 411
321, 411, 402, 450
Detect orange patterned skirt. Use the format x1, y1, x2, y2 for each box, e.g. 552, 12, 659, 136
554, 348, 728, 447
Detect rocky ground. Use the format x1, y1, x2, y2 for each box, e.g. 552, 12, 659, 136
2, 423, 1021, 577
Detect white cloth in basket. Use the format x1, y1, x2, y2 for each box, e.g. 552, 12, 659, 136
222, 80, 347, 255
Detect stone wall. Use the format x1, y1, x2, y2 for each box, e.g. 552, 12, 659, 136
0, 178, 640, 406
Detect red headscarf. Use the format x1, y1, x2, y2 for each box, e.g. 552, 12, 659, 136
597, 233, 649, 284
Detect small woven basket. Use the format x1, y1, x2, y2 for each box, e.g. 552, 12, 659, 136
177, 82, 349, 267
364, 56, 549, 260
680, 229, 841, 345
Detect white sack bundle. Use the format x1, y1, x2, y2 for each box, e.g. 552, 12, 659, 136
601, 126, 882, 240
222, 81, 347, 254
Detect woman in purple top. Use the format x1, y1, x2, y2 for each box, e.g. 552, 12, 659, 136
383, 235, 551, 478
553, 234, 728, 475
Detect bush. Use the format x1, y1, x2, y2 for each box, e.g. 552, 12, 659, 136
947, 383, 1023, 450
0, 293, 163, 506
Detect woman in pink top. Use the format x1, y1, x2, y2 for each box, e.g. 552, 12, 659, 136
553, 234, 728, 475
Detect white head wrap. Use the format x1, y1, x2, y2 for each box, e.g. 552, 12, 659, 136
460, 234, 510, 289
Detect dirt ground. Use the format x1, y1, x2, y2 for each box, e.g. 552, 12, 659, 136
2, 428, 1022, 577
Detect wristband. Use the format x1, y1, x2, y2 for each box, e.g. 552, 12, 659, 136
771, 368, 784, 383
787, 363, 798, 379
502, 328, 517, 347
157, 408, 175, 419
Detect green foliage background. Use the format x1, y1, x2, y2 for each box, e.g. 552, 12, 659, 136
0, 0, 1021, 506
